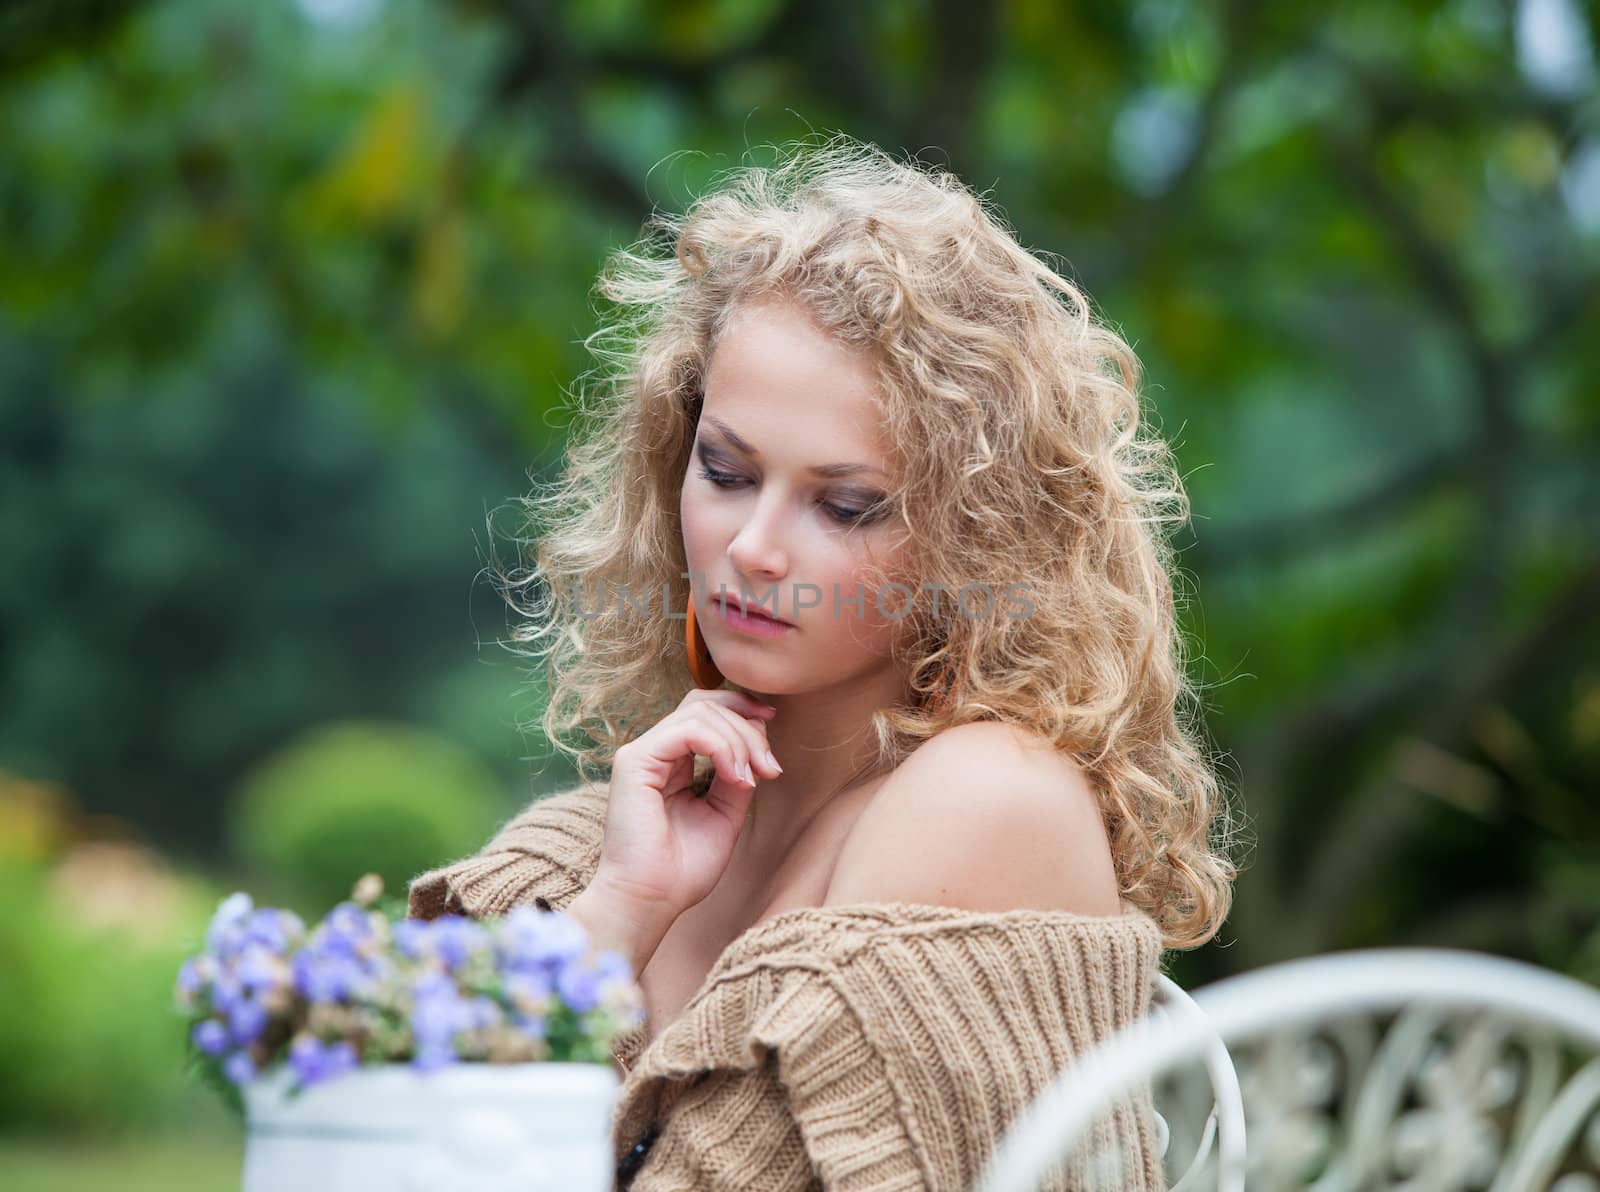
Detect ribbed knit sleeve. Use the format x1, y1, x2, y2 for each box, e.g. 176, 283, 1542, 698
613, 902, 1167, 1192
405, 780, 610, 920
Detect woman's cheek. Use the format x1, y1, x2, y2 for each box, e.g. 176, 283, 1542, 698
832, 564, 898, 653
852, 538, 913, 623
679, 495, 715, 579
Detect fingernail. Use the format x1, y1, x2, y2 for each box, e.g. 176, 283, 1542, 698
764, 750, 782, 773
739, 760, 753, 785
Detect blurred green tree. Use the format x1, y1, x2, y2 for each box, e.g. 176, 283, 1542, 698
228, 719, 506, 916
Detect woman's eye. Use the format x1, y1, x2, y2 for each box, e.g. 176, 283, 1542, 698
824, 503, 873, 525
826, 494, 895, 526
698, 466, 886, 527
696, 467, 745, 489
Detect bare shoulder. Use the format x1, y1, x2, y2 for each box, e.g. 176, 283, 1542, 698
821, 722, 1124, 917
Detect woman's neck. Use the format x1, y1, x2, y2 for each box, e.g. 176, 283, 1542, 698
726, 667, 908, 878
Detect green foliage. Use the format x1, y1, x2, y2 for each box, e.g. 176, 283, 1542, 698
0, 334, 532, 857
0, 857, 220, 1135
228, 720, 508, 916
0, 1133, 243, 1192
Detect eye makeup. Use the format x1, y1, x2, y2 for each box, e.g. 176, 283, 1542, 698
693, 442, 892, 528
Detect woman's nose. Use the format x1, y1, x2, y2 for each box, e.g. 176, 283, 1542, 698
727, 501, 789, 580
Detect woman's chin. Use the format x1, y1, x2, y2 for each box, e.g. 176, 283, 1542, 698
717, 668, 781, 697
713, 662, 795, 700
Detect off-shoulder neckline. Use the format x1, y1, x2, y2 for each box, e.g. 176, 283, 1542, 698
752, 897, 1153, 926
709, 897, 1164, 962
528, 784, 1166, 952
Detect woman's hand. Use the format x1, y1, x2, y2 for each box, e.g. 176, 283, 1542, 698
586, 688, 784, 934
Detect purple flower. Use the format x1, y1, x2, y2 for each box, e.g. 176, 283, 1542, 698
293, 942, 374, 1003
411, 969, 454, 1001
593, 949, 633, 988
498, 907, 587, 971
393, 919, 432, 960
223, 1050, 257, 1085
227, 994, 269, 1046
191, 1019, 230, 1057
412, 1041, 456, 1073
467, 995, 502, 1031
210, 970, 246, 1016
206, 892, 254, 958
555, 957, 602, 1014
236, 943, 285, 993
177, 887, 640, 1091
288, 1035, 359, 1088
323, 903, 374, 948
504, 969, 553, 1011
176, 957, 208, 996
431, 916, 489, 971
410, 976, 472, 1046
243, 908, 304, 954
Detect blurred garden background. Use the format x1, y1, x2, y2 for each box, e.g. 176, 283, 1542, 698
1, 0, 1597, 1186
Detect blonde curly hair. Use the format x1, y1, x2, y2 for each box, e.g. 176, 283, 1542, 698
495, 133, 1240, 951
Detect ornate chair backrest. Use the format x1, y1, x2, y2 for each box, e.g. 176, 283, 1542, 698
1148, 972, 1248, 1191
976, 949, 1600, 1192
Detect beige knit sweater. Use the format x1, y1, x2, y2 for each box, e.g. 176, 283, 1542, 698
408, 782, 1169, 1191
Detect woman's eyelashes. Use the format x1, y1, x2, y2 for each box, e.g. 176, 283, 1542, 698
694, 462, 889, 527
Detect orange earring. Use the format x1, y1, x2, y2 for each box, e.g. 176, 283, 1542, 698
921, 667, 959, 717
685, 596, 725, 689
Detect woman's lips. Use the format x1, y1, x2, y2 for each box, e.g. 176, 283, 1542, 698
714, 596, 795, 637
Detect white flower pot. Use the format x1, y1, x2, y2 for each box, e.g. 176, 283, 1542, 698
242, 1062, 621, 1192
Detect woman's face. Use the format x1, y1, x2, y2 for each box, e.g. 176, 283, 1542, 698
681, 293, 913, 699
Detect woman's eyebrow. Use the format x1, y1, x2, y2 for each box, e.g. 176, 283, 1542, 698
703, 416, 887, 479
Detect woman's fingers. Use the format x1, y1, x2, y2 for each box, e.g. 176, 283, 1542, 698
680, 688, 780, 779
662, 707, 755, 790
683, 687, 776, 722
619, 713, 741, 792
674, 712, 756, 789
701, 701, 782, 778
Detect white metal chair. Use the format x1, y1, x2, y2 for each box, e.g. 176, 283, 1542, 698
976, 949, 1600, 1191
1148, 973, 1248, 1190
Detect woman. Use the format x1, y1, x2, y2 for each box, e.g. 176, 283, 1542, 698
409, 133, 1238, 1191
